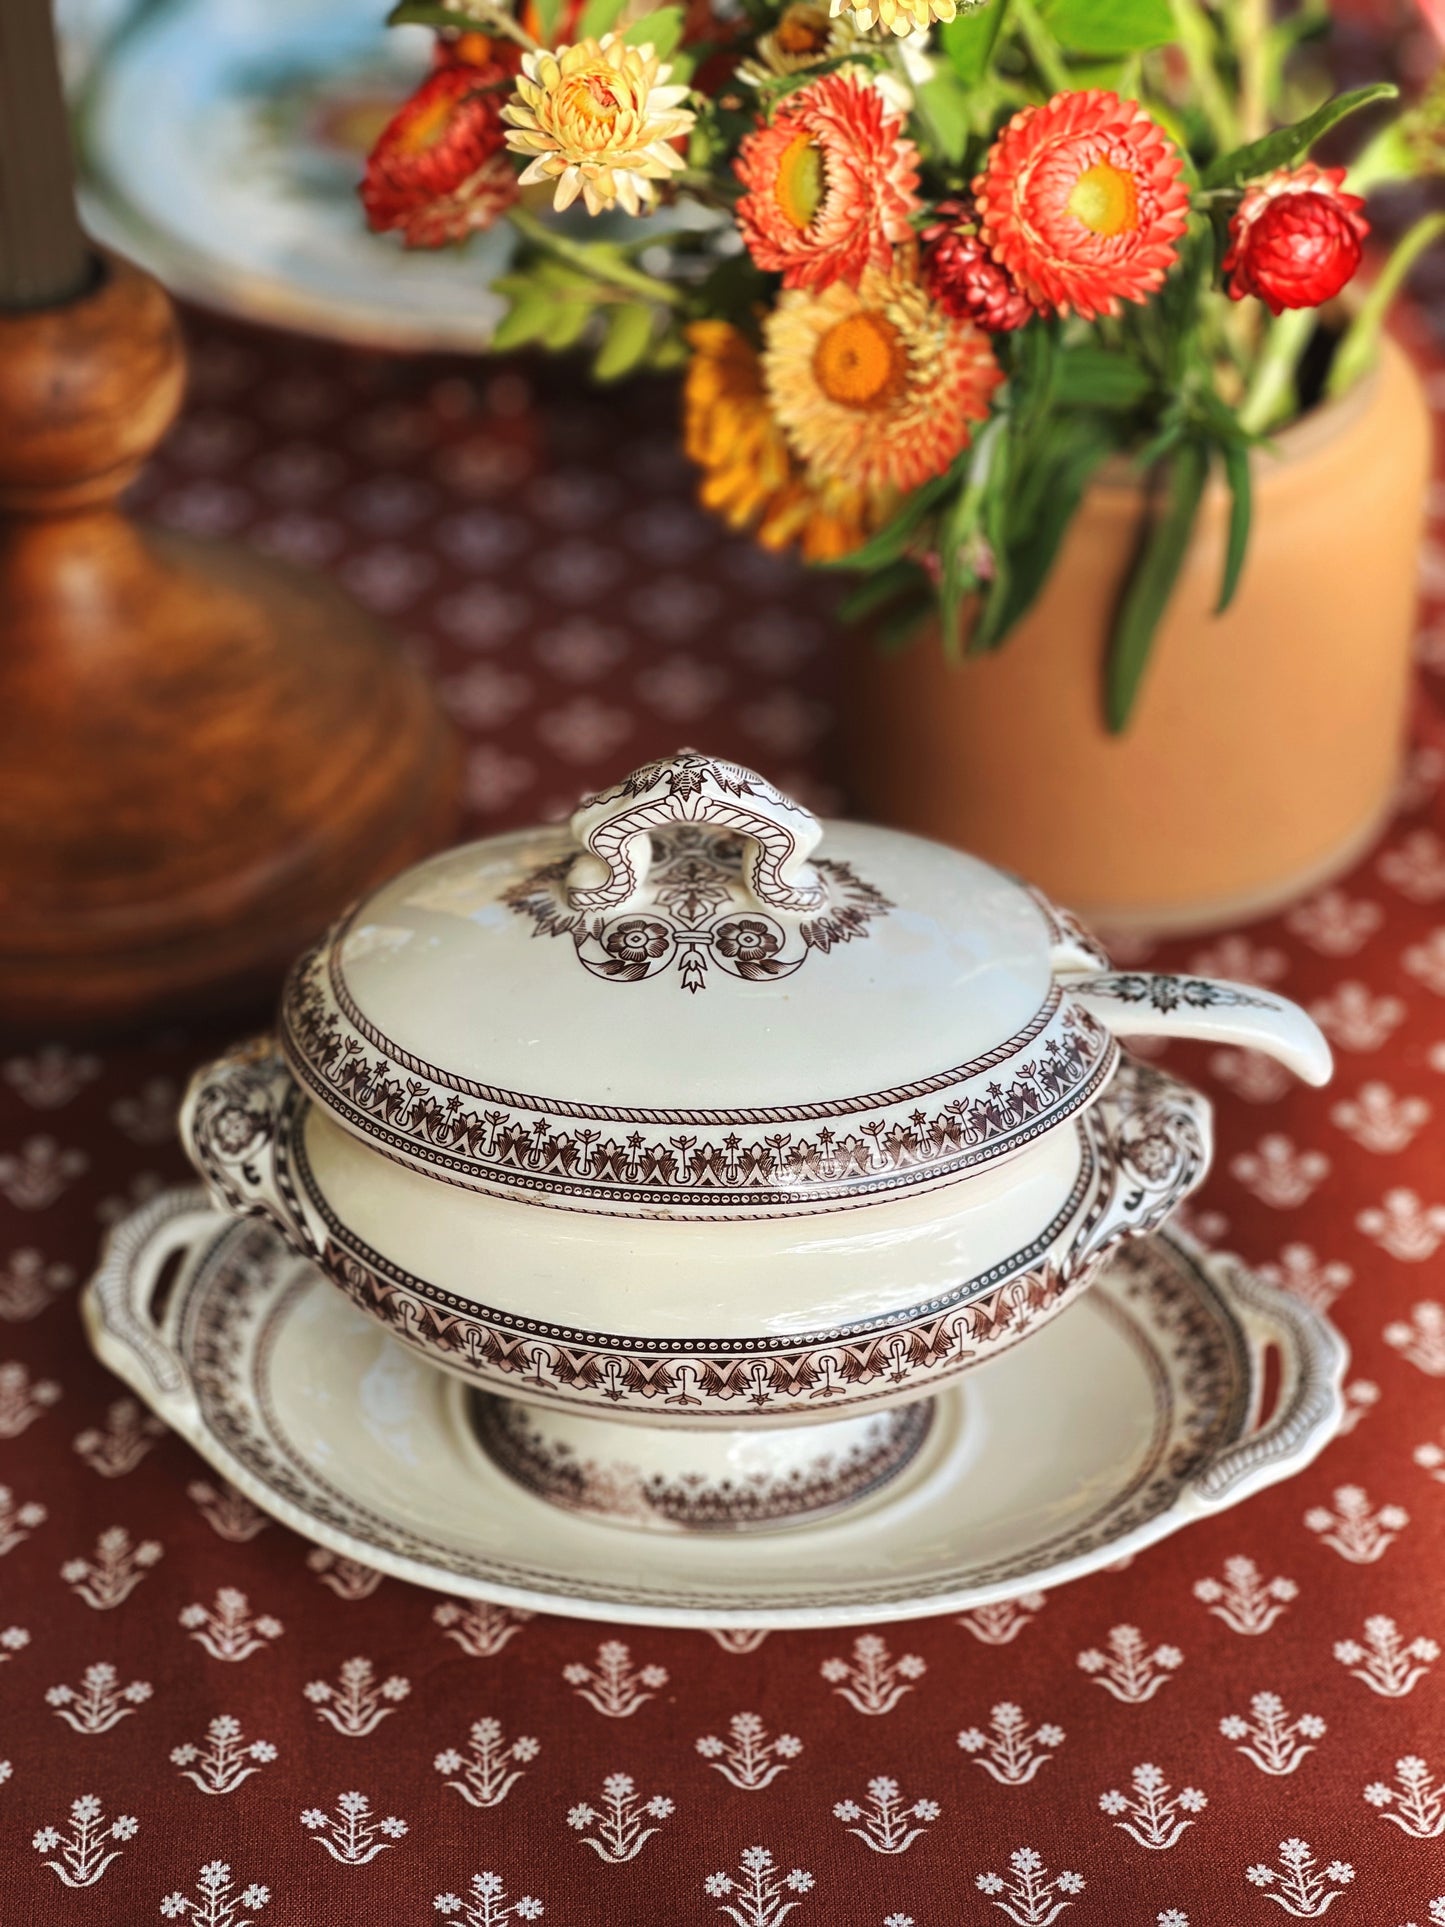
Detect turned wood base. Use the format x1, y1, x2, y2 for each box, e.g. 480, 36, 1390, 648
0, 254, 460, 1030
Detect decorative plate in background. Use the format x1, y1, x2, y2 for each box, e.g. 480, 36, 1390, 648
63, 0, 513, 349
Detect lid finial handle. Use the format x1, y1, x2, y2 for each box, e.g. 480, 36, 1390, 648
566, 750, 827, 915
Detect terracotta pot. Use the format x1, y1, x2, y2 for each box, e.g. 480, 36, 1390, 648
842, 338, 1431, 933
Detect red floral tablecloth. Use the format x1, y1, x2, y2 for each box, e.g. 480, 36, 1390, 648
2, 305, 1444, 1927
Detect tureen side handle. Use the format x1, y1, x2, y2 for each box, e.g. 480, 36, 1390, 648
1063, 1058, 1212, 1278
1062, 971, 1333, 1087
1182, 1248, 1347, 1511
179, 1040, 317, 1261
564, 749, 827, 915
81, 1187, 216, 1434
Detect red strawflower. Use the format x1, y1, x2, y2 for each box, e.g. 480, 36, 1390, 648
921, 200, 1037, 331
360, 63, 517, 249
973, 89, 1190, 320
1222, 165, 1369, 315
734, 70, 921, 292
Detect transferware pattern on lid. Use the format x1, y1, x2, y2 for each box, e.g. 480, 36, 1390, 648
279, 751, 1116, 1216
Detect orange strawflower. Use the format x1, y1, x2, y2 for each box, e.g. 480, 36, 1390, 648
735, 70, 920, 292
360, 63, 518, 248
973, 90, 1190, 320
762, 261, 1002, 498
683, 321, 874, 560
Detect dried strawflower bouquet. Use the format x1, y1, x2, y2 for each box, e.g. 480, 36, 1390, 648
363, 0, 1440, 722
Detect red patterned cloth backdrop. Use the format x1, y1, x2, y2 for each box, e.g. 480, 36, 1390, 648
2, 304, 1444, 1927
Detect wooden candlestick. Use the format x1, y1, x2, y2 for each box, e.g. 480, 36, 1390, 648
0, 253, 460, 1030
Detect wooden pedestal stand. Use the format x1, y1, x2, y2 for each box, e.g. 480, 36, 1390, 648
0, 256, 461, 1029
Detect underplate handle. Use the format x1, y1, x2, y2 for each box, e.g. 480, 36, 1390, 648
565, 749, 827, 915
82, 1188, 216, 1432
1064, 972, 1333, 1087
179, 1039, 316, 1261
1185, 1251, 1347, 1512
1064, 1057, 1212, 1276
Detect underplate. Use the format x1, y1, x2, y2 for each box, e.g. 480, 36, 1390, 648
84, 1189, 1347, 1629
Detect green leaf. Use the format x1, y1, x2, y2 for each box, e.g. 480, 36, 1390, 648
973, 425, 1114, 650
1200, 81, 1398, 190
490, 295, 554, 351
838, 559, 930, 625
385, 1, 480, 26
915, 73, 972, 165
1106, 440, 1208, 732
622, 6, 684, 56
1054, 347, 1153, 411
817, 457, 965, 573
578, 0, 630, 36
939, 1, 1007, 86
540, 298, 596, 350
1215, 438, 1251, 614
593, 302, 655, 380
1036, 0, 1173, 55
533, 0, 565, 41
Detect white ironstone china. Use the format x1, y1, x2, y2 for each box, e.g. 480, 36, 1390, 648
83, 1191, 1347, 1626
178, 750, 1333, 1532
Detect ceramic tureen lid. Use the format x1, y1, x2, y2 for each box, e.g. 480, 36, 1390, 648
280, 749, 1119, 1216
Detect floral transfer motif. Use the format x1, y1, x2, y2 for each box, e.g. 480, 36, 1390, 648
304, 1656, 409, 1736
436, 1718, 539, 1808
1304, 1485, 1409, 1562
697, 1713, 802, 1790
1220, 1693, 1326, 1775
1193, 1556, 1298, 1635
821, 1633, 924, 1714
188, 1477, 269, 1543
0, 1482, 45, 1556
564, 1640, 668, 1717
706, 1847, 814, 1927
1099, 1763, 1207, 1850
975, 1846, 1084, 1924
47, 1662, 151, 1735
957, 1593, 1047, 1645
833, 1775, 940, 1854
61, 1525, 162, 1609
1334, 1616, 1439, 1697
434, 1873, 545, 1926
180, 1588, 282, 1662
567, 1772, 674, 1861
958, 1703, 1065, 1785
1245, 1841, 1354, 1917
171, 1716, 278, 1795
1364, 1756, 1445, 1839
32, 1794, 137, 1887
0, 1358, 61, 1437
1076, 1624, 1183, 1702
72, 1397, 165, 1476
510, 819, 890, 993
300, 1791, 408, 1864
160, 1861, 270, 1925
434, 1598, 532, 1656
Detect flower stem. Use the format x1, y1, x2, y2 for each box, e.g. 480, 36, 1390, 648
1009, 0, 1071, 98
1329, 211, 1445, 400
505, 205, 685, 306
1237, 306, 1313, 433
1169, 0, 1239, 152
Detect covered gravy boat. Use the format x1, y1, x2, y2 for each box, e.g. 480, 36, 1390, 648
183, 750, 1330, 1532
